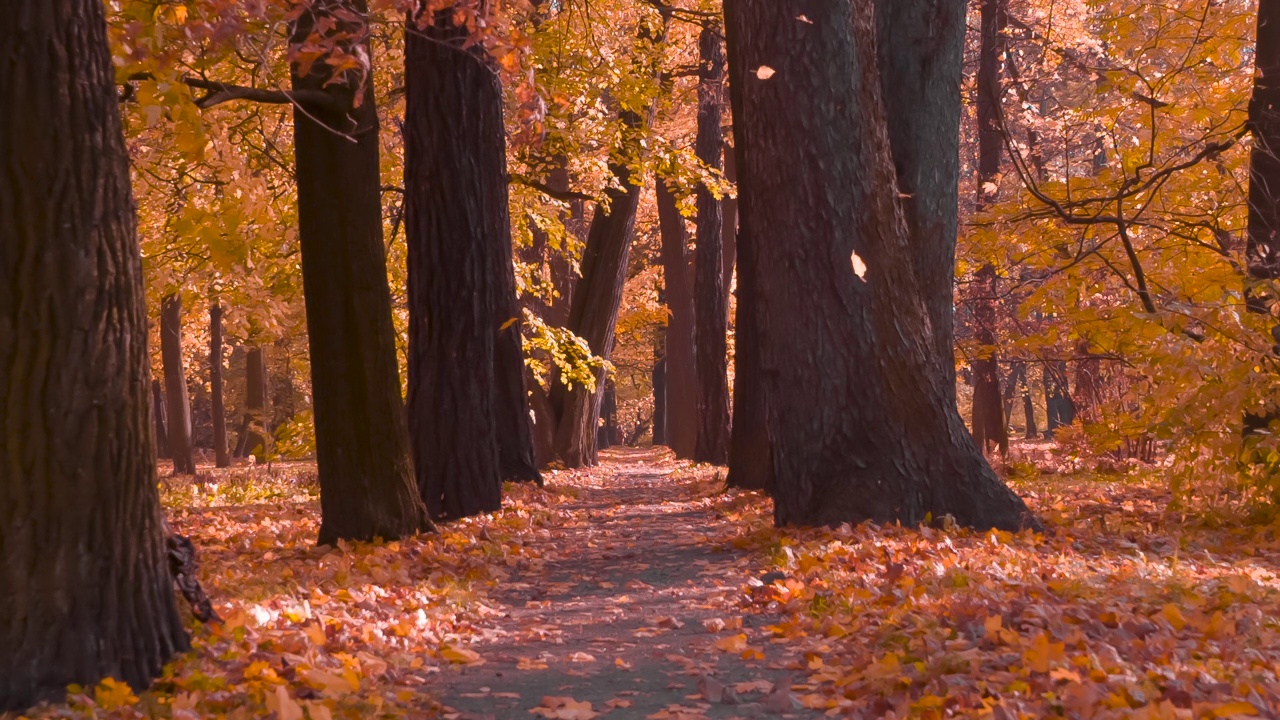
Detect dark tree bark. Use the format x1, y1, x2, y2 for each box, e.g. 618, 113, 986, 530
725, 143, 771, 492
1248, 0, 1280, 281
290, 0, 433, 543
874, 0, 968, 392
721, 138, 739, 300
528, 367, 557, 466
405, 5, 538, 519
549, 110, 648, 468
161, 293, 197, 474
653, 354, 668, 445
234, 347, 267, 458
655, 178, 699, 458
694, 27, 731, 465
1044, 360, 1075, 437
0, 0, 189, 707
152, 379, 170, 458
210, 302, 230, 468
1023, 385, 1039, 439
597, 381, 619, 449
968, 0, 1009, 454
723, 0, 1035, 530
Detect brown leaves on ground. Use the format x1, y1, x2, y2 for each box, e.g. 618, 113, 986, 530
12, 454, 1280, 720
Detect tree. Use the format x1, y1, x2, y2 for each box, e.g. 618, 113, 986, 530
874, 0, 968, 394
1247, 0, 1280, 288
969, 0, 1010, 454
290, 0, 433, 543
161, 293, 197, 474
210, 301, 231, 468
234, 347, 268, 457
655, 178, 699, 458
723, 0, 1035, 530
693, 27, 731, 465
405, 3, 539, 520
153, 379, 171, 458
0, 0, 189, 708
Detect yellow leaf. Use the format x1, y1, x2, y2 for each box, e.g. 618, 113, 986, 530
93, 678, 138, 710
441, 645, 484, 664
266, 686, 304, 720
1023, 632, 1066, 673
1160, 603, 1186, 631
1210, 701, 1260, 717
301, 668, 358, 696
715, 633, 748, 652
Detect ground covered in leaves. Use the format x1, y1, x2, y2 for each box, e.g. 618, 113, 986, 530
11, 447, 1280, 719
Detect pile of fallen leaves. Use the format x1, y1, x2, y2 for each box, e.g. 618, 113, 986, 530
15, 464, 562, 720
711, 475, 1280, 719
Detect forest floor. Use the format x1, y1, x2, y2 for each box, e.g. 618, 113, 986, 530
13, 446, 1280, 720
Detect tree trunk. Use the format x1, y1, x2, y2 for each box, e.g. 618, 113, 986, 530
725, 145, 771, 492
549, 109, 648, 468
874, 0, 968, 392
694, 27, 731, 465
528, 367, 557, 467
161, 293, 197, 474
723, 0, 1035, 530
152, 379, 170, 458
209, 302, 230, 468
1248, 0, 1280, 281
655, 178, 699, 459
722, 138, 739, 298
653, 354, 667, 445
290, 0, 433, 543
968, 0, 1009, 455
0, 0, 189, 707
598, 381, 619, 449
1044, 360, 1075, 437
405, 5, 536, 520
235, 347, 267, 458
1023, 383, 1039, 439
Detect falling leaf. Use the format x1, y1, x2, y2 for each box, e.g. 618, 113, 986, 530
755, 66, 776, 80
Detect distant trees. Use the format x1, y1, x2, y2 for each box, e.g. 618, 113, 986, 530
0, 0, 188, 708
724, 0, 1035, 529
161, 293, 197, 474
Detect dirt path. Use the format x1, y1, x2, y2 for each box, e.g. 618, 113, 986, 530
427, 449, 822, 720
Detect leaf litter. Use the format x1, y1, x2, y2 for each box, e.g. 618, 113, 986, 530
10, 451, 1280, 719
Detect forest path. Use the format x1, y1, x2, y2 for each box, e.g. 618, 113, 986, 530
427, 448, 821, 720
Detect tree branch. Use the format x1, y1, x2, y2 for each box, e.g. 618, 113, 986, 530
509, 173, 596, 202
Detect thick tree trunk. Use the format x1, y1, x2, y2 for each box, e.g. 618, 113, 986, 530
152, 379, 170, 458
721, 140, 739, 298
235, 347, 267, 458
653, 354, 668, 445
723, 0, 1035, 530
549, 110, 648, 468
0, 0, 189, 707
725, 146, 771, 492
291, 0, 433, 543
968, 0, 1009, 454
161, 293, 197, 474
209, 302, 230, 468
694, 28, 731, 465
528, 367, 557, 467
875, 0, 968, 392
1023, 384, 1039, 439
655, 178, 699, 459
598, 381, 619, 449
1248, 0, 1280, 280
405, 5, 537, 519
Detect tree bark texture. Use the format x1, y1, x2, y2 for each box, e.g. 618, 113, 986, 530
723, 0, 1035, 530
721, 139, 739, 301
549, 110, 648, 468
291, 0, 433, 543
1249, 0, 1280, 279
210, 302, 230, 468
874, 0, 968, 392
655, 179, 699, 459
969, 0, 1009, 454
694, 27, 731, 465
653, 354, 668, 445
161, 293, 197, 474
235, 347, 267, 458
152, 379, 170, 458
0, 0, 189, 708
725, 143, 771, 492
405, 6, 537, 519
